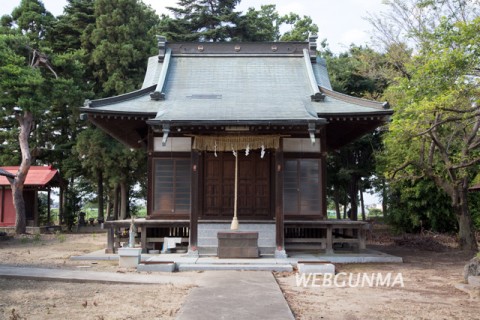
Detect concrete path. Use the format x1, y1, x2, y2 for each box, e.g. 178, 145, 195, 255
176, 271, 295, 320
0, 265, 195, 286
0, 266, 295, 319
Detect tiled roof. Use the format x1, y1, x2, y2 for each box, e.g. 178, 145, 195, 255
81, 41, 391, 122
152, 56, 319, 123
315, 87, 392, 116
0, 166, 60, 187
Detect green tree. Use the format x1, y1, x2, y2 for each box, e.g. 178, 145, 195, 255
90, 0, 159, 97
387, 179, 455, 233
236, 5, 281, 41
10, 0, 55, 44
383, 18, 480, 251
159, 1, 318, 42
278, 13, 318, 42
163, 0, 241, 41
0, 34, 49, 233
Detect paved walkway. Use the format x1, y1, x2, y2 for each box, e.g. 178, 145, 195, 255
176, 271, 295, 320
0, 265, 195, 285
0, 266, 295, 320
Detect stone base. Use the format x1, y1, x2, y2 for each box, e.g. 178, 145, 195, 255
297, 262, 335, 275
217, 231, 259, 258
118, 248, 142, 268
137, 262, 176, 272
186, 248, 199, 257
274, 249, 287, 259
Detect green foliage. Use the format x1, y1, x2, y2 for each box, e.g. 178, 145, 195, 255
323, 45, 392, 99
278, 13, 318, 42
159, 1, 318, 42
236, 5, 281, 41
90, 0, 159, 97
54, 231, 66, 243
33, 232, 41, 242
468, 192, 480, 230
163, 0, 241, 41
10, 0, 55, 44
379, 17, 480, 249
387, 179, 456, 233
368, 208, 383, 217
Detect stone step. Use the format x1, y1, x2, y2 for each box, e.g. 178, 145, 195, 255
177, 263, 293, 272
137, 262, 176, 272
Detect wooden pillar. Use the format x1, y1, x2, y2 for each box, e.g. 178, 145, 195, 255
106, 226, 115, 253
326, 224, 333, 254
59, 186, 64, 225
275, 142, 285, 252
189, 151, 199, 253
0, 186, 4, 224
146, 128, 154, 217
320, 127, 327, 219
359, 224, 367, 250
47, 188, 51, 225
141, 225, 147, 253
33, 191, 39, 227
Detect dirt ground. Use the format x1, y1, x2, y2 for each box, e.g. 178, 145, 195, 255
0, 233, 194, 320
0, 229, 479, 320
276, 230, 480, 320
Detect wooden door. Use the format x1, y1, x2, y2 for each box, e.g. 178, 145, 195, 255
203, 152, 272, 219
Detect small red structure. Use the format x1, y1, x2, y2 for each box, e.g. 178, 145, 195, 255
0, 166, 64, 227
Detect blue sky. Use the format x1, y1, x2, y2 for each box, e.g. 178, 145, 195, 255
0, 0, 388, 54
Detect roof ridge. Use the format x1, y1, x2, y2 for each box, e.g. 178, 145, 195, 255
85, 85, 157, 108
319, 86, 389, 110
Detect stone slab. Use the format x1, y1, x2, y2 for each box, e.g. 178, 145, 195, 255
176, 271, 294, 320
119, 255, 140, 268
177, 263, 293, 272
0, 265, 196, 285
118, 248, 142, 257
137, 262, 176, 272
468, 276, 480, 287
297, 262, 335, 275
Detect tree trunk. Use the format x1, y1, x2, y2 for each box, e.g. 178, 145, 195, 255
10, 111, 34, 234
113, 183, 119, 220
119, 181, 127, 220
97, 169, 104, 220
359, 188, 366, 221
382, 178, 388, 219
349, 177, 358, 221
334, 187, 341, 219
453, 186, 478, 252
343, 194, 348, 219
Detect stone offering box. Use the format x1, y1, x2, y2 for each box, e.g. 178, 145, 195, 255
217, 231, 259, 258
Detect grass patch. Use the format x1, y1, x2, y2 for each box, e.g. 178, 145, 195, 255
55, 231, 66, 243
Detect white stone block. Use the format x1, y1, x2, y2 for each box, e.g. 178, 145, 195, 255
297, 263, 335, 275
118, 248, 142, 268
